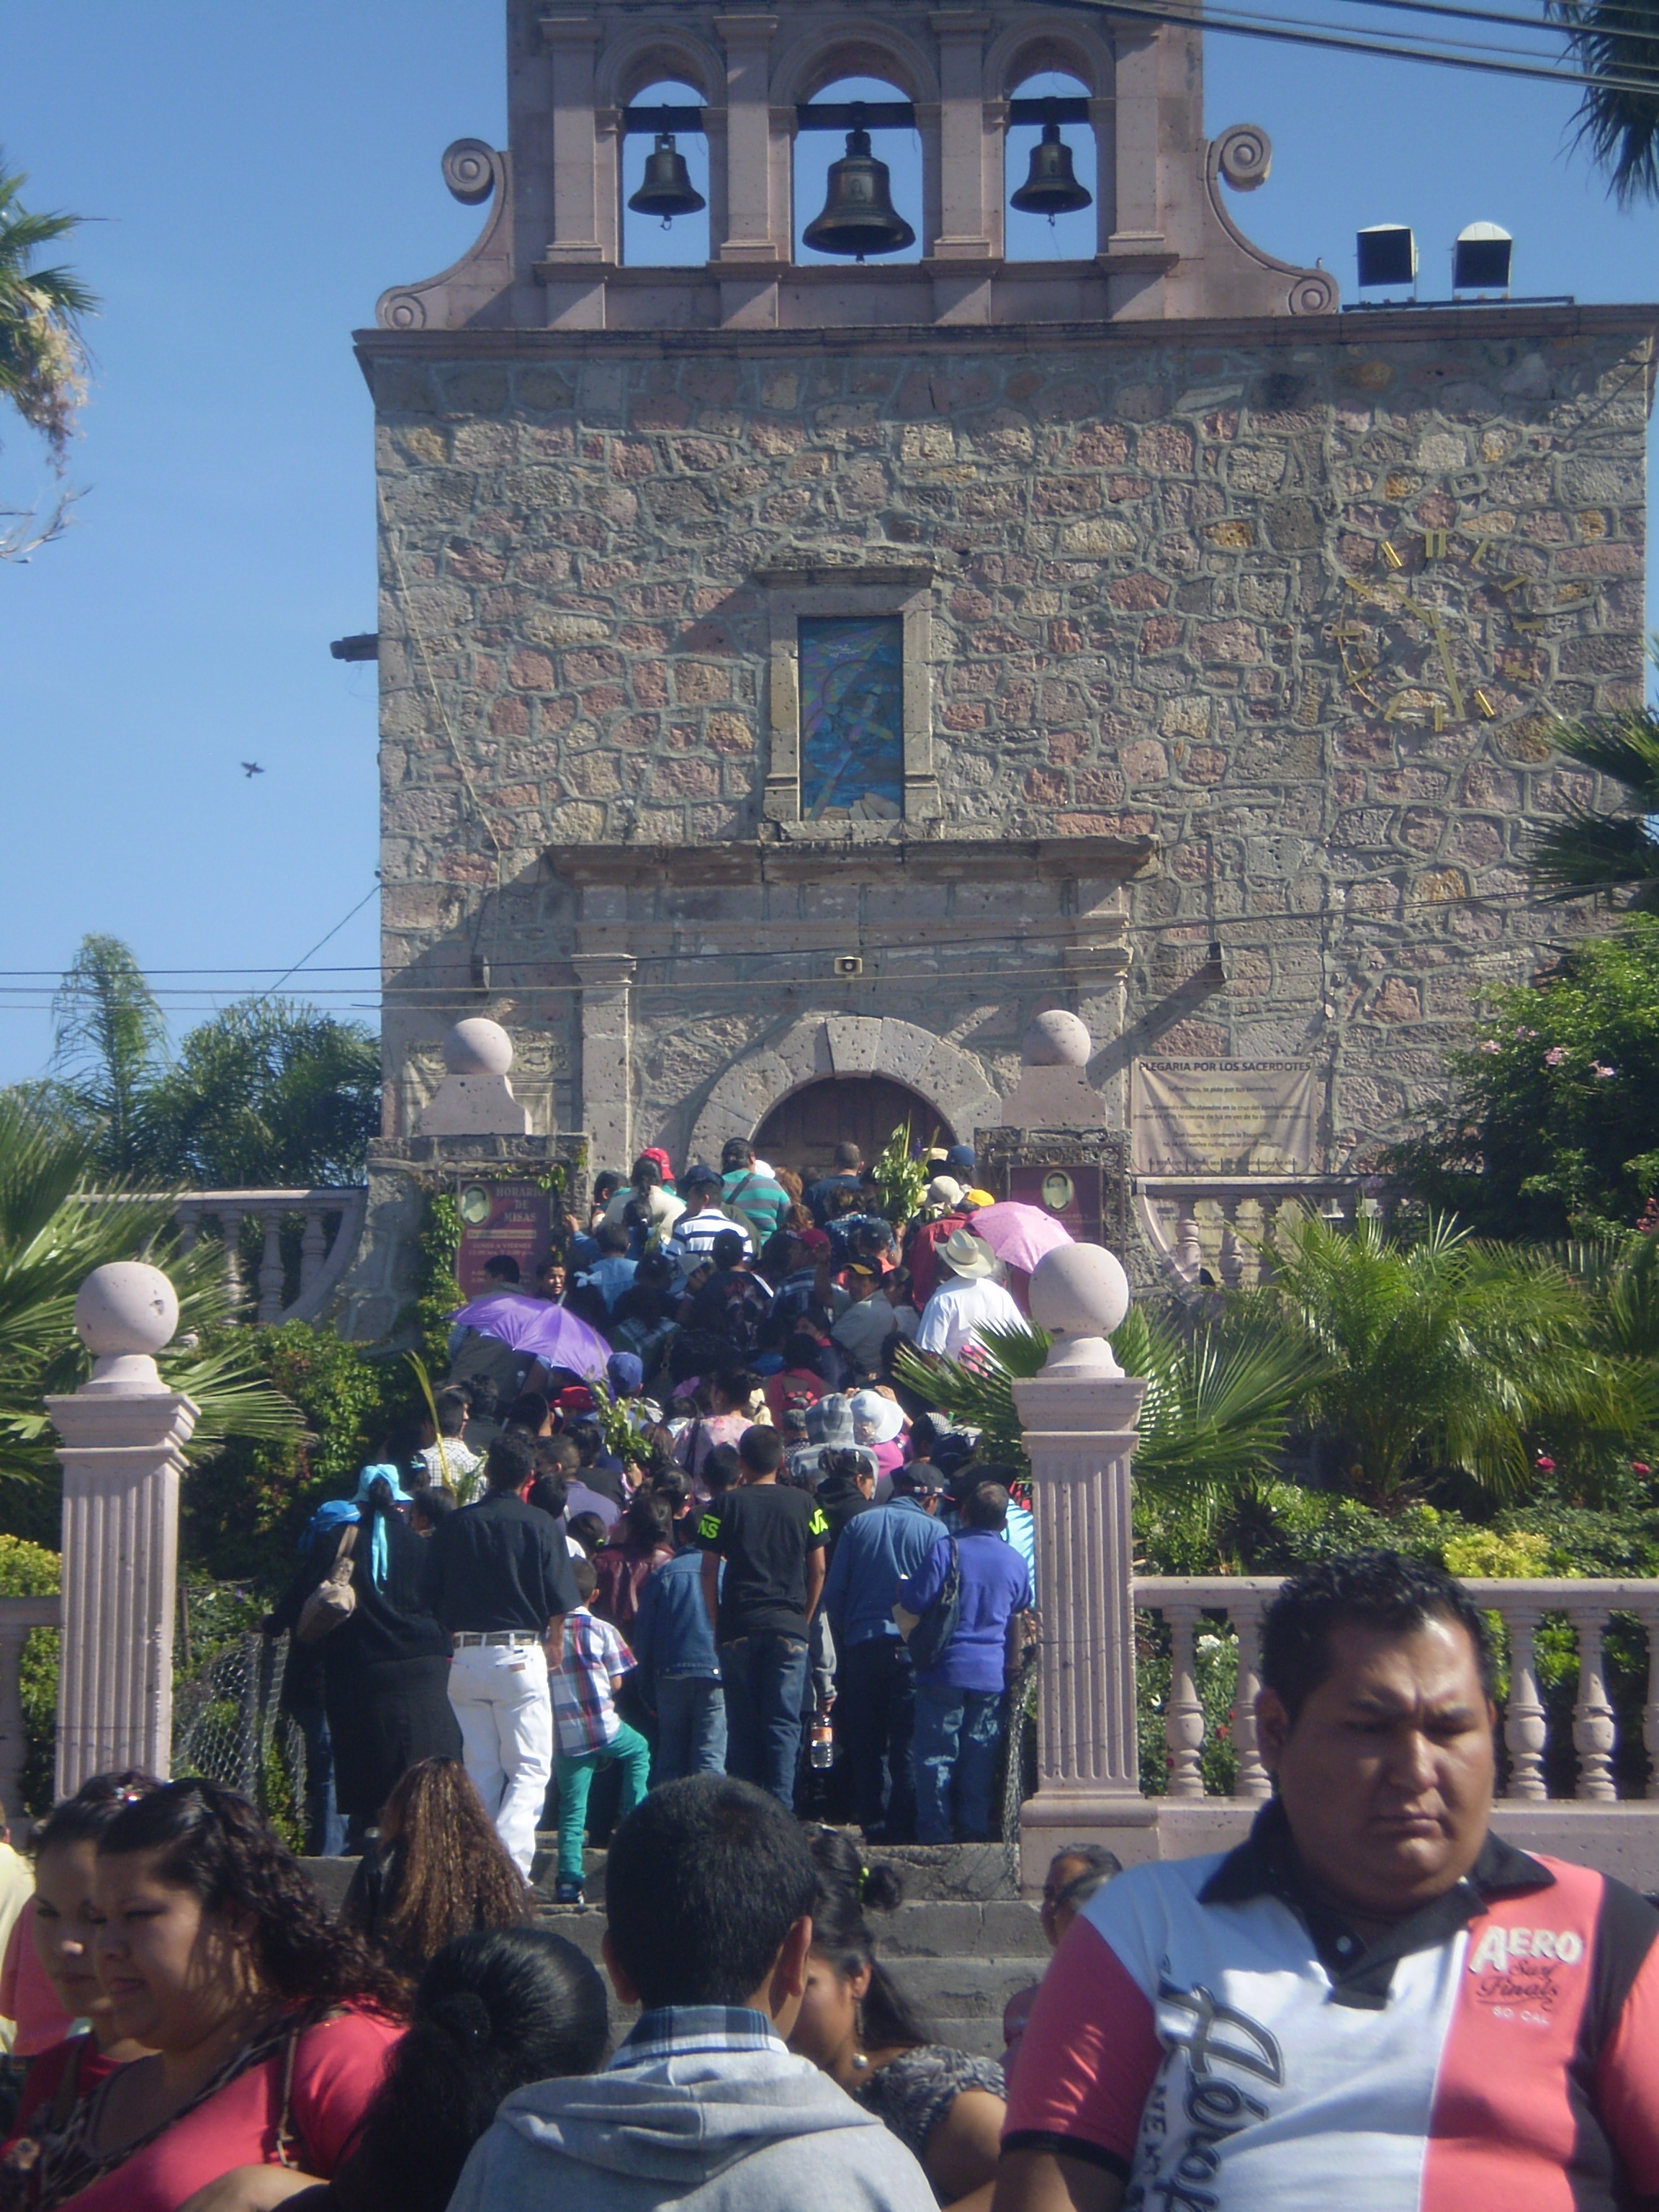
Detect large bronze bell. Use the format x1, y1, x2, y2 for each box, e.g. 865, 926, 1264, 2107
1010, 117, 1092, 221
801, 125, 915, 260
627, 134, 706, 226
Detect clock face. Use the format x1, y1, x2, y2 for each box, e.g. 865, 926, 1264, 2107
1318, 479, 1601, 734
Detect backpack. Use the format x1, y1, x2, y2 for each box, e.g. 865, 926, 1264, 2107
894, 1537, 961, 1671
296, 1524, 359, 1643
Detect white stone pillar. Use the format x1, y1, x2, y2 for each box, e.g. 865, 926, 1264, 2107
49, 1263, 198, 1794
714, 12, 779, 263
1012, 1244, 1153, 1876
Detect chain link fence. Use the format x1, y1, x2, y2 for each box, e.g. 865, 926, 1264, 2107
172, 1622, 307, 1849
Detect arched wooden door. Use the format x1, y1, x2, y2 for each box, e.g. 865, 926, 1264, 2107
752, 1078, 953, 1187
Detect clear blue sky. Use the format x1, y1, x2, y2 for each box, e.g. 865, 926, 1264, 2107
0, 1, 1653, 1087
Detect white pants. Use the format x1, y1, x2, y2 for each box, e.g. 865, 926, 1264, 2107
447, 1640, 552, 1876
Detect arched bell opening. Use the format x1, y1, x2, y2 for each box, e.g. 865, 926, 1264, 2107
620, 77, 711, 267
1004, 70, 1097, 261
793, 74, 924, 266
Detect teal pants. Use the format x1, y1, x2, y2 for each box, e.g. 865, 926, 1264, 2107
554, 1720, 651, 1881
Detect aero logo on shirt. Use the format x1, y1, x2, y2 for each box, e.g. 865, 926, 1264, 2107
1467, 1926, 1586, 1973
698, 1514, 721, 1542
809, 1509, 829, 1538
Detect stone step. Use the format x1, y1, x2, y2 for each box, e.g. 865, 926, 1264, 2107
878, 1899, 1046, 1961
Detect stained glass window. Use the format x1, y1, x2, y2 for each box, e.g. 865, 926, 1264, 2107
799, 615, 904, 822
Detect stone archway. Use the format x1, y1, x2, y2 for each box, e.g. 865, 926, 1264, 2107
687, 1015, 999, 1172
754, 1076, 954, 1184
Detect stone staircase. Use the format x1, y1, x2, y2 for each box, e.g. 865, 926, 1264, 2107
303, 1838, 1046, 2065
536, 1838, 1047, 2064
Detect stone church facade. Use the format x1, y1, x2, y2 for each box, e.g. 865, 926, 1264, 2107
348, 0, 1653, 1327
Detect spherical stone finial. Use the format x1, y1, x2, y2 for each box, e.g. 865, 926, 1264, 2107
75, 1262, 179, 1360
1029, 1244, 1130, 1375
1022, 1010, 1092, 1069
444, 1017, 514, 1077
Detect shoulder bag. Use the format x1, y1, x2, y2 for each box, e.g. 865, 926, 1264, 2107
296, 1524, 359, 1644
894, 1537, 961, 1670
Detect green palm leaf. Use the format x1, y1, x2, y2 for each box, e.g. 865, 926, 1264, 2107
1527, 705, 1659, 909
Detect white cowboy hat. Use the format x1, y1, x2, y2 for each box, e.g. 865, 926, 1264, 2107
850, 1389, 907, 1445
938, 1226, 999, 1280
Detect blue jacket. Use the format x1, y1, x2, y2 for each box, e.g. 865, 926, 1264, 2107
822, 1496, 946, 1650
632, 1548, 721, 1688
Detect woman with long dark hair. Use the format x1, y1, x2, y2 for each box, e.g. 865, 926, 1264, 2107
179, 1927, 608, 2212
590, 1492, 676, 1634
788, 1828, 1006, 2206
12, 1779, 405, 2212
0, 1771, 163, 2167
338, 1761, 532, 1983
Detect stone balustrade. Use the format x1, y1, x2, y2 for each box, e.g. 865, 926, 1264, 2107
1135, 1175, 1401, 1288
0, 1596, 60, 1819
173, 1189, 367, 1324
1136, 1575, 1659, 1803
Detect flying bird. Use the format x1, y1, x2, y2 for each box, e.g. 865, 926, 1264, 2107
241, 761, 264, 777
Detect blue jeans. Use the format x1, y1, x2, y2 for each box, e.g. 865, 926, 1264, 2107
913, 1683, 1004, 1843
554, 1720, 651, 1882
652, 1676, 727, 1784
719, 1632, 810, 1809
291, 1701, 346, 1858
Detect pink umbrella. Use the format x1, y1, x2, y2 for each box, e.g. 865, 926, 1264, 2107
967, 1202, 1075, 1274
449, 1292, 611, 1379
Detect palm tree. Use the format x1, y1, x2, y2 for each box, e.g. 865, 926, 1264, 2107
1256, 1210, 1642, 1507
1527, 693, 1659, 911
0, 152, 96, 466
1551, 0, 1659, 205
46, 935, 169, 1179
0, 1093, 302, 1488
894, 1305, 1321, 1506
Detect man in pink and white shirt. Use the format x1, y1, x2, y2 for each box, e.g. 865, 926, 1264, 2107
996, 1552, 1659, 2212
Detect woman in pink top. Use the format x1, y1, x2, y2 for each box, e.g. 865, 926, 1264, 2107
14, 1779, 403, 2212
850, 1390, 910, 1481
0, 1768, 164, 2167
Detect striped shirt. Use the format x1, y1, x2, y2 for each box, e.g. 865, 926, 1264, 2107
548, 1608, 634, 1757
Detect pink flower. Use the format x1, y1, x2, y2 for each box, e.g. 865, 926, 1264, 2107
1632, 1462, 1652, 1476
1638, 1198, 1659, 1235
1535, 1455, 1556, 1473
1544, 1046, 1568, 1067
1592, 1064, 1617, 1079
1514, 1026, 1538, 1040
1478, 1039, 1502, 1055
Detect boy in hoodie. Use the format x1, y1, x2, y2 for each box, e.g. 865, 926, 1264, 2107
447, 1774, 937, 2212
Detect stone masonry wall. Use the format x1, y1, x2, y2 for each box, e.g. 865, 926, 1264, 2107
368, 310, 1651, 1170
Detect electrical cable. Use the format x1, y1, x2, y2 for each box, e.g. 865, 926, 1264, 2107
1044, 0, 1659, 96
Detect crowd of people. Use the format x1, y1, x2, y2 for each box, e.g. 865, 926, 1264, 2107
269, 1135, 1043, 1898
0, 1556, 1652, 2211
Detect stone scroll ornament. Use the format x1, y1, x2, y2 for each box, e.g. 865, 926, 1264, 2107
377, 139, 509, 333
1205, 127, 1339, 318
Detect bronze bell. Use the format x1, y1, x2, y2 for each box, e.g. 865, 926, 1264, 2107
802, 126, 916, 260
627, 134, 706, 227
1010, 117, 1092, 222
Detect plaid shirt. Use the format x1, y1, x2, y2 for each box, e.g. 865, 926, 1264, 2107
609, 2006, 785, 2070
549, 1607, 634, 1757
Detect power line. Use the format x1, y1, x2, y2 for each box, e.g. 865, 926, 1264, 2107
1323, 0, 1659, 51
1048, 0, 1659, 96
257, 881, 382, 1003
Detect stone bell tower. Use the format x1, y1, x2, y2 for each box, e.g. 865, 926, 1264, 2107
344, 0, 1651, 1335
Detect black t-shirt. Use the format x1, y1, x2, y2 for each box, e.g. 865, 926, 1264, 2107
697, 1483, 828, 1642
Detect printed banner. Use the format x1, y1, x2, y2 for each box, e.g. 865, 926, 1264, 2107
1132, 1061, 1322, 1174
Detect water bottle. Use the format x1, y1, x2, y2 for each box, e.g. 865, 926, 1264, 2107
810, 1719, 835, 1769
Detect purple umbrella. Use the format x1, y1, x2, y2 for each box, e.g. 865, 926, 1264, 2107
449, 1293, 611, 1379
968, 1202, 1075, 1275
